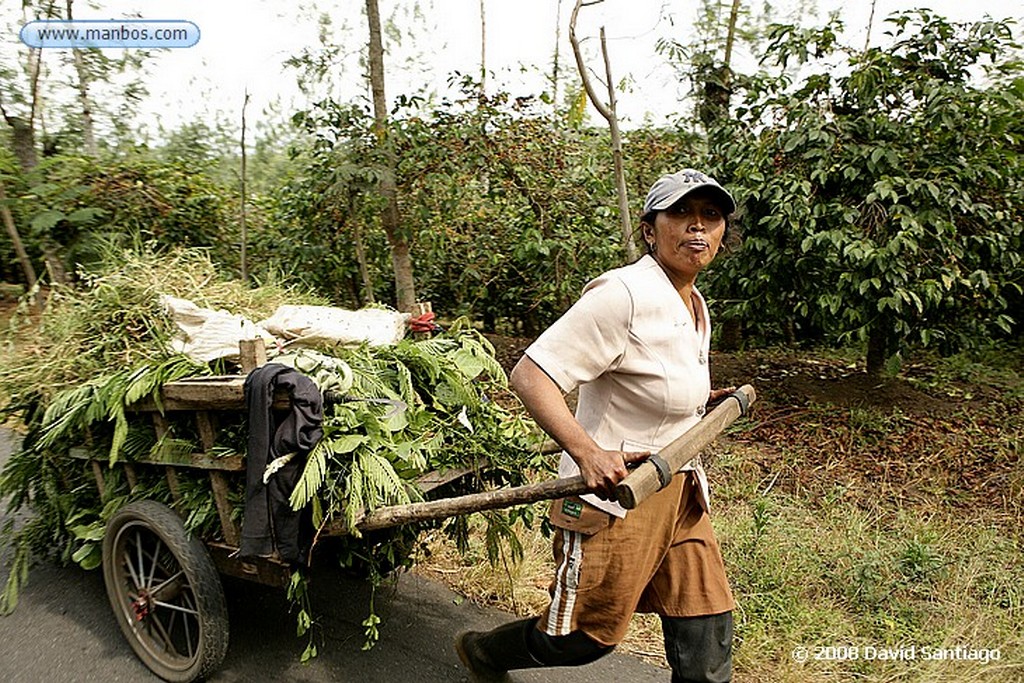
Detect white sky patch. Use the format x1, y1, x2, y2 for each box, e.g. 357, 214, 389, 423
7, 0, 1021, 141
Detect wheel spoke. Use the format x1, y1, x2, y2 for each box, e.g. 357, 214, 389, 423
146, 608, 177, 654
107, 504, 227, 674
146, 537, 162, 588
122, 548, 142, 591
148, 570, 185, 598
183, 607, 194, 659
167, 607, 178, 652
152, 600, 201, 617
135, 530, 149, 588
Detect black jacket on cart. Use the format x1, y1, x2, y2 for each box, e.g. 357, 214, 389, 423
239, 363, 323, 564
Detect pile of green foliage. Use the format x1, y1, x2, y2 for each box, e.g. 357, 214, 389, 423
0, 247, 543, 652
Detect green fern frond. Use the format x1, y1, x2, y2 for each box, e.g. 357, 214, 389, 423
344, 459, 365, 536
348, 360, 395, 400
149, 434, 195, 463
108, 403, 128, 466
122, 364, 155, 407
121, 423, 156, 461
290, 440, 328, 511
393, 359, 416, 406
463, 337, 508, 386
37, 386, 94, 449
362, 452, 410, 507
393, 340, 446, 383
0, 531, 32, 615
434, 376, 479, 410
483, 511, 524, 566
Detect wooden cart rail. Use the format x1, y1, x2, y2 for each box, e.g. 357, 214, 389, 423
331, 384, 756, 534
130, 375, 314, 412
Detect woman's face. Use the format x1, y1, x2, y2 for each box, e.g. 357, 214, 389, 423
642, 189, 727, 285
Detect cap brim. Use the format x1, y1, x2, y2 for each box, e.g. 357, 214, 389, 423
649, 183, 736, 215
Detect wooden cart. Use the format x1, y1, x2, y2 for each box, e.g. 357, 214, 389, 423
71, 342, 754, 682
70, 376, 477, 680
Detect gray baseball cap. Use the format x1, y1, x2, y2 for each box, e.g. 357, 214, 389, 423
643, 169, 736, 215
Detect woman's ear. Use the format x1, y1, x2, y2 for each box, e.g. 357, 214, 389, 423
640, 222, 655, 247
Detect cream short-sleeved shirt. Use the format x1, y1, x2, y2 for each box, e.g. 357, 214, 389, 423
525, 255, 713, 518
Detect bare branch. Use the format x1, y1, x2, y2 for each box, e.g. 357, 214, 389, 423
240, 90, 250, 283
600, 27, 617, 118
724, 0, 741, 67
569, 0, 612, 121
864, 0, 878, 52
27, 47, 43, 127
568, 0, 637, 261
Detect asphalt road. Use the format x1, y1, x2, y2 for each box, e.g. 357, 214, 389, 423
0, 429, 667, 682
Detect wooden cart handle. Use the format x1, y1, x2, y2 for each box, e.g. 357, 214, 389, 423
615, 384, 756, 509
331, 383, 756, 535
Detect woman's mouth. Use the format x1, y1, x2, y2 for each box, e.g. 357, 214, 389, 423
681, 239, 709, 251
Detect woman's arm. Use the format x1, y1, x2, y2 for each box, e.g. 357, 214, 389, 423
510, 355, 647, 500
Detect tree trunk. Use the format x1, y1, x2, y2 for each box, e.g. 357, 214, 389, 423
724, 0, 741, 66
551, 0, 563, 114
479, 0, 487, 96
42, 243, 68, 285
864, 0, 878, 52
7, 116, 38, 172
351, 215, 375, 305
66, 0, 97, 157
600, 28, 636, 262
240, 91, 249, 283
866, 321, 889, 377
0, 180, 39, 308
718, 318, 743, 351
700, 0, 740, 135
365, 0, 417, 312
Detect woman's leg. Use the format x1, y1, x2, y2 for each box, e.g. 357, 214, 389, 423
456, 618, 612, 682
661, 611, 733, 683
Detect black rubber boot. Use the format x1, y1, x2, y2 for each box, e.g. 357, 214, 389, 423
455, 619, 543, 682
662, 611, 733, 683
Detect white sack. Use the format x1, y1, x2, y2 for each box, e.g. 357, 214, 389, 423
160, 294, 275, 362
259, 305, 408, 347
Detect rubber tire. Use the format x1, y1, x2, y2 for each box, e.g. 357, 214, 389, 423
102, 501, 228, 682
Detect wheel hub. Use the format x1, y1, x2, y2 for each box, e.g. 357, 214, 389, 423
132, 590, 153, 621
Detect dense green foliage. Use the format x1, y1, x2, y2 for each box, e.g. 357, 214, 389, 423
711, 12, 1023, 372
5, 15, 1020, 371
1, 152, 240, 282
271, 82, 703, 334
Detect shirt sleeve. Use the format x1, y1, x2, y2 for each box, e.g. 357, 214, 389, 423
524, 274, 632, 393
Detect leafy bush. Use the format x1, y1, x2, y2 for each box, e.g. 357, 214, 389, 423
711, 12, 1024, 372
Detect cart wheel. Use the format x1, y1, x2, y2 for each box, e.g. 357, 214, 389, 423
102, 501, 228, 682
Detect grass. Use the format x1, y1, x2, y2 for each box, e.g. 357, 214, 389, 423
0, 247, 326, 409
713, 440, 1022, 682
416, 346, 1024, 682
